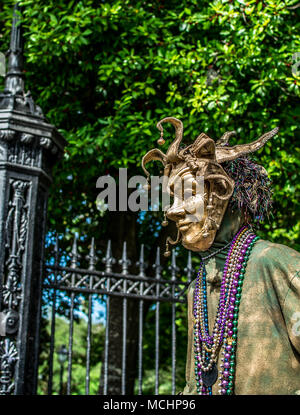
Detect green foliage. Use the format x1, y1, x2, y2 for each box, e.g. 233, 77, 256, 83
38, 314, 104, 395
0, 0, 299, 248
141, 300, 188, 394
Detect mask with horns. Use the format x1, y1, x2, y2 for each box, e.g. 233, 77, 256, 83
142, 117, 278, 256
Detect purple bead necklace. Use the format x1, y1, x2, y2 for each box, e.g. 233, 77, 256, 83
193, 225, 259, 395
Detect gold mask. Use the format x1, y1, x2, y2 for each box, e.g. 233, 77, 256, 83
142, 117, 278, 256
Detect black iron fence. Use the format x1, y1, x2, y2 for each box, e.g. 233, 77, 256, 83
39, 236, 193, 395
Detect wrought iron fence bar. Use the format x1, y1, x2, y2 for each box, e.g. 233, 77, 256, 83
138, 296, 143, 395
155, 297, 160, 394
154, 247, 160, 395
47, 288, 56, 395
47, 235, 59, 395
172, 298, 176, 395
67, 292, 74, 395
103, 294, 110, 395
44, 265, 189, 287
67, 293, 75, 395
122, 295, 127, 395
170, 250, 178, 396
85, 238, 97, 395
102, 240, 113, 395
67, 236, 79, 395
42, 284, 188, 303
85, 292, 92, 395
137, 244, 145, 396
120, 242, 129, 395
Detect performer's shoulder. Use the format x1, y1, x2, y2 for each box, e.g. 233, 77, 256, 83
252, 238, 300, 271
254, 238, 300, 256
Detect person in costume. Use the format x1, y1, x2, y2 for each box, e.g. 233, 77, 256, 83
142, 117, 300, 395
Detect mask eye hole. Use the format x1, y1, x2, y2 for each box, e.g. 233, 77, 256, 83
215, 178, 229, 196
208, 176, 233, 201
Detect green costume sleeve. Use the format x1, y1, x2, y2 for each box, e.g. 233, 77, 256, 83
283, 271, 300, 353
182, 239, 300, 395
260, 241, 300, 354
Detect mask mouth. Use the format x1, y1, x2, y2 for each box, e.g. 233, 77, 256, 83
177, 220, 192, 232
177, 218, 206, 235
178, 225, 191, 233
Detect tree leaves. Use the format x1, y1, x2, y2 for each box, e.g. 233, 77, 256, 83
0, 0, 298, 249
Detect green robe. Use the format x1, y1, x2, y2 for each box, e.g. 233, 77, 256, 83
182, 212, 300, 395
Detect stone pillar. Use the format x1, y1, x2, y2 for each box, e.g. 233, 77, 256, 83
0, 4, 66, 394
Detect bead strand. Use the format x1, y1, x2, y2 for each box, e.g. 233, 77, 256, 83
193, 225, 259, 395
219, 235, 258, 395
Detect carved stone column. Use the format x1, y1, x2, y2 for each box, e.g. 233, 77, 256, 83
0, 4, 66, 394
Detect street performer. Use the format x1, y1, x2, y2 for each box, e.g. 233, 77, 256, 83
142, 117, 300, 395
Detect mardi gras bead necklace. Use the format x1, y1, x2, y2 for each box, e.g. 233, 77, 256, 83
193, 225, 259, 395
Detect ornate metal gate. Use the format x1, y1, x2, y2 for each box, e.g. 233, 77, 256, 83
0, 4, 65, 394
40, 237, 192, 395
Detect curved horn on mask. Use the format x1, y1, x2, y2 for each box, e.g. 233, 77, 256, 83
156, 117, 184, 163
141, 148, 166, 182
216, 130, 237, 146
215, 127, 279, 163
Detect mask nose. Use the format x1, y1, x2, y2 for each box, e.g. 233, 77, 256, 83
166, 203, 186, 222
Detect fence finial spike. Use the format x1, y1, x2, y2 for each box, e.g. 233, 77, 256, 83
119, 241, 131, 275
87, 237, 98, 271
139, 244, 144, 263
4, 2, 25, 95
171, 249, 176, 267
122, 241, 127, 261
106, 240, 112, 259
153, 247, 161, 278
90, 237, 96, 261
70, 234, 80, 268
172, 249, 177, 279
72, 234, 78, 254
168, 249, 179, 279
155, 246, 160, 267
137, 244, 146, 277
102, 240, 115, 273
